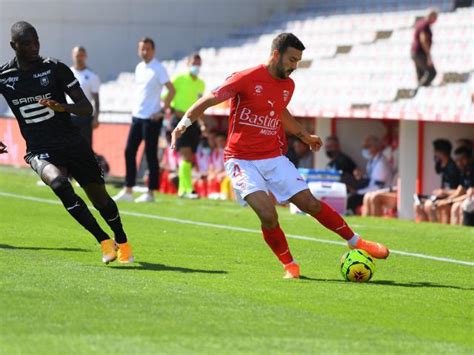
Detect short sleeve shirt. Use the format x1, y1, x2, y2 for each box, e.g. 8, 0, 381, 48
69, 67, 100, 104
170, 73, 205, 112
212, 65, 294, 161
132, 58, 169, 119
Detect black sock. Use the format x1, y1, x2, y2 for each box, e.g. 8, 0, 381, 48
50, 177, 109, 243
97, 198, 128, 244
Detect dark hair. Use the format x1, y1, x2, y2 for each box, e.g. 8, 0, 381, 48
271, 33, 305, 54
188, 53, 201, 62
216, 131, 227, 139
433, 139, 452, 156
454, 146, 472, 159
457, 138, 473, 148
139, 37, 155, 49
10, 21, 36, 41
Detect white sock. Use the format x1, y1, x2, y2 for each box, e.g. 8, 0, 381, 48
347, 234, 360, 246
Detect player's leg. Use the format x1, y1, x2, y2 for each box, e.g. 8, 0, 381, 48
415, 201, 429, 221
450, 201, 462, 225
69, 140, 133, 263
361, 191, 374, 216
224, 158, 298, 278
178, 146, 195, 197
29, 156, 114, 260
177, 123, 201, 199
290, 190, 389, 259
372, 191, 397, 217
423, 199, 437, 222
437, 204, 451, 224
115, 118, 143, 201
83, 183, 133, 263
245, 191, 299, 278
135, 118, 162, 202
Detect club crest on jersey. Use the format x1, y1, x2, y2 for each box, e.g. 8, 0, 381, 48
254, 84, 263, 95
40, 76, 50, 87
283, 90, 289, 102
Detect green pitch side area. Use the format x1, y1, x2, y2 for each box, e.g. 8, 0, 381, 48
1, 166, 473, 354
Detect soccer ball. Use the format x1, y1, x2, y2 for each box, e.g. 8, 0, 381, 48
340, 249, 376, 282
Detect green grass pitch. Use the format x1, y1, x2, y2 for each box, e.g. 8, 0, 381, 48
0, 166, 473, 354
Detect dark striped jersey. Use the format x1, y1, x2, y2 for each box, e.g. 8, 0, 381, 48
0, 57, 82, 152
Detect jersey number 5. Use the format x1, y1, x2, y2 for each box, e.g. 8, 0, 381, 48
19, 103, 55, 124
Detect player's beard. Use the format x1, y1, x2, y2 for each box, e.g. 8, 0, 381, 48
276, 58, 293, 79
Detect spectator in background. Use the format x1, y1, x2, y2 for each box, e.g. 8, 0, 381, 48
325, 135, 357, 175
411, 9, 438, 88
159, 131, 179, 194
436, 146, 474, 225
347, 135, 392, 214
207, 132, 231, 200
194, 134, 214, 197
362, 128, 399, 217
455, 138, 473, 153
293, 138, 313, 168
167, 53, 205, 199
414, 139, 461, 222
69, 46, 100, 148
114, 37, 175, 203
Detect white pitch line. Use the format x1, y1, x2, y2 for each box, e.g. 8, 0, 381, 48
0, 191, 473, 267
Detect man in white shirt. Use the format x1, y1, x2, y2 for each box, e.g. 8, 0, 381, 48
347, 135, 392, 214
70, 46, 100, 148
114, 37, 175, 203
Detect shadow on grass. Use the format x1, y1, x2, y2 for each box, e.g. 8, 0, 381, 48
0, 243, 91, 252
111, 261, 227, 274
299, 276, 474, 291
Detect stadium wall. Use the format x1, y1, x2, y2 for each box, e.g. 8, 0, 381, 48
0, 0, 307, 80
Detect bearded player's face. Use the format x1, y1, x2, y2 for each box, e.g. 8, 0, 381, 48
11, 29, 40, 62
276, 47, 302, 79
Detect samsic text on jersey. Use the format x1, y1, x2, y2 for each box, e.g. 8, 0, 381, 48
0, 57, 83, 152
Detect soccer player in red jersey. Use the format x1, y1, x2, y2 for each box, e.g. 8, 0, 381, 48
171, 33, 389, 278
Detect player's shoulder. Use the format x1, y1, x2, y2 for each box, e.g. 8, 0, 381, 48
236, 65, 264, 78
0, 58, 18, 75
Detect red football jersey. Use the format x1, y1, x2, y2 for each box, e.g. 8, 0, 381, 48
212, 65, 295, 161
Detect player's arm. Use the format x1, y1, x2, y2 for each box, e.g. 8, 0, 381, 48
91, 92, 100, 129
281, 108, 322, 151
39, 87, 93, 116
38, 62, 92, 116
171, 93, 225, 150
0, 141, 7, 154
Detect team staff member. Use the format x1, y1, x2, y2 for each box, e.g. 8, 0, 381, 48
0, 21, 133, 263
69, 46, 100, 148
114, 37, 175, 203
168, 53, 205, 199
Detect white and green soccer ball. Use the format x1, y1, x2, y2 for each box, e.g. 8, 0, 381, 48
340, 249, 376, 282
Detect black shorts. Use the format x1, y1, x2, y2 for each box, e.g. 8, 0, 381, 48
172, 115, 201, 152
25, 139, 104, 187
70, 115, 93, 148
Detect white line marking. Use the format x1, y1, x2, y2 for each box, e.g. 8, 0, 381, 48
0, 191, 473, 267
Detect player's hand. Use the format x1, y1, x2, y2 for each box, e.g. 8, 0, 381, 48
0, 141, 7, 154
171, 125, 187, 150
151, 111, 164, 121
303, 134, 323, 151
38, 99, 66, 112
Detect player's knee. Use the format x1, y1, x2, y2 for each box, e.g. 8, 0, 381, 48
50, 175, 71, 194
258, 210, 278, 228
